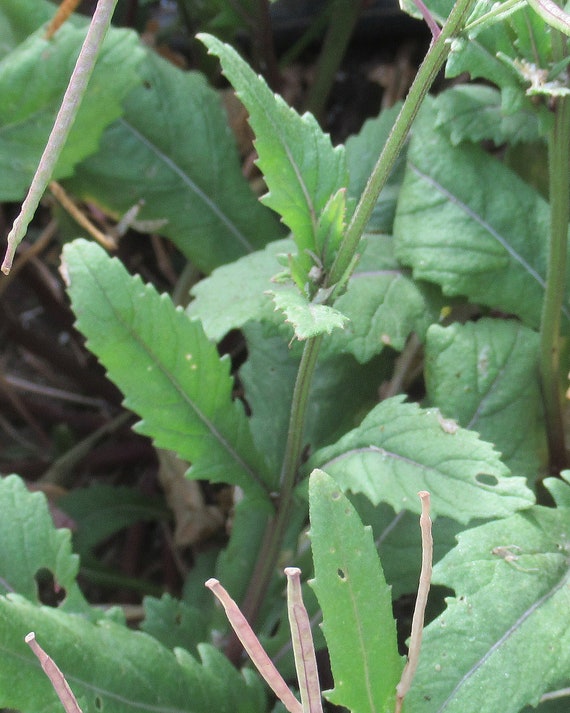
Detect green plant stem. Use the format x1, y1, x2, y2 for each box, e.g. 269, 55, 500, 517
1, 0, 119, 275
229, 0, 478, 658
226, 337, 322, 660
540, 95, 570, 473
304, 0, 365, 121
326, 0, 479, 291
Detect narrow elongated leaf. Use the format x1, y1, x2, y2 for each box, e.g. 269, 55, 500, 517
323, 235, 444, 363
0, 23, 143, 200
408, 506, 570, 713
309, 395, 534, 523
425, 318, 546, 480
199, 34, 348, 271
62, 239, 272, 498
66, 51, 281, 273
0, 594, 266, 713
309, 469, 404, 713
393, 98, 570, 331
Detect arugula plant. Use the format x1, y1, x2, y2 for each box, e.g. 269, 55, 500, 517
1, 0, 569, 712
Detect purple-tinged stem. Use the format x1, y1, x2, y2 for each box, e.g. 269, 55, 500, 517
205, 578, 303, 713
285, 567, 323, 713
412, 0, 442, 39
395, 491, 433, 713
2, 0, 119, 275
25, 632, 83, 713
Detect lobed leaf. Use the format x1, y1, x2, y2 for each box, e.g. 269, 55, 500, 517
544, 471, 570, 508
66, 51, 281, 274
0, 22, 144, 201
62, 239, 273, 498
187, 238, 295, 341
309, 395, 535, 523
309, 470, 404, 713
425, 318, 546, 481
0, 475, 88, 614
269, 288, 349, 340
435, 84, 541, 145
323, 235, 445, 363
0, 594, 266, 713
393, 98, 570, 331
199, 34, 348, 276
408, 505, 570, 713
140, 593, 208, 656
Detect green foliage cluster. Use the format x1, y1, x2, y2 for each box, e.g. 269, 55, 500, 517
1, 1, 569, 712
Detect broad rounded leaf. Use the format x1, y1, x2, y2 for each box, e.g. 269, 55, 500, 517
425, 318, 545, 480
394, 98, 570, 331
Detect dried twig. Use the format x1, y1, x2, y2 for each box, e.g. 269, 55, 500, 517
25, 632, 83, 713
49, 182, 117, 251
2, 0, 119, 275
45, 0, 83, 40
395, 491, 433, 713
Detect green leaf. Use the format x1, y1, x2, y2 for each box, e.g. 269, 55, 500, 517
0, 594, 266, 713
408, 505, 570, 713
544, 471, 570, 508
425, 318, 546, 481
447, 3, 568, 112
435, 84, 541, 145
0, 23, 144, 200
0, 0, 55, 58
141, 593, 208, 656
393, 97, 570, 331
269, 288, 349, 340
59, 484, 168, 557
62, 239, 272, 499
66, 51, 281, 274
199, 34, 348, 277
309, 469, 404, 713
345, 103, 405, 234
323, 235, 445, 363
187, 238, 294, 341
309, 395, 535, 523
0, 475, 88, 613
